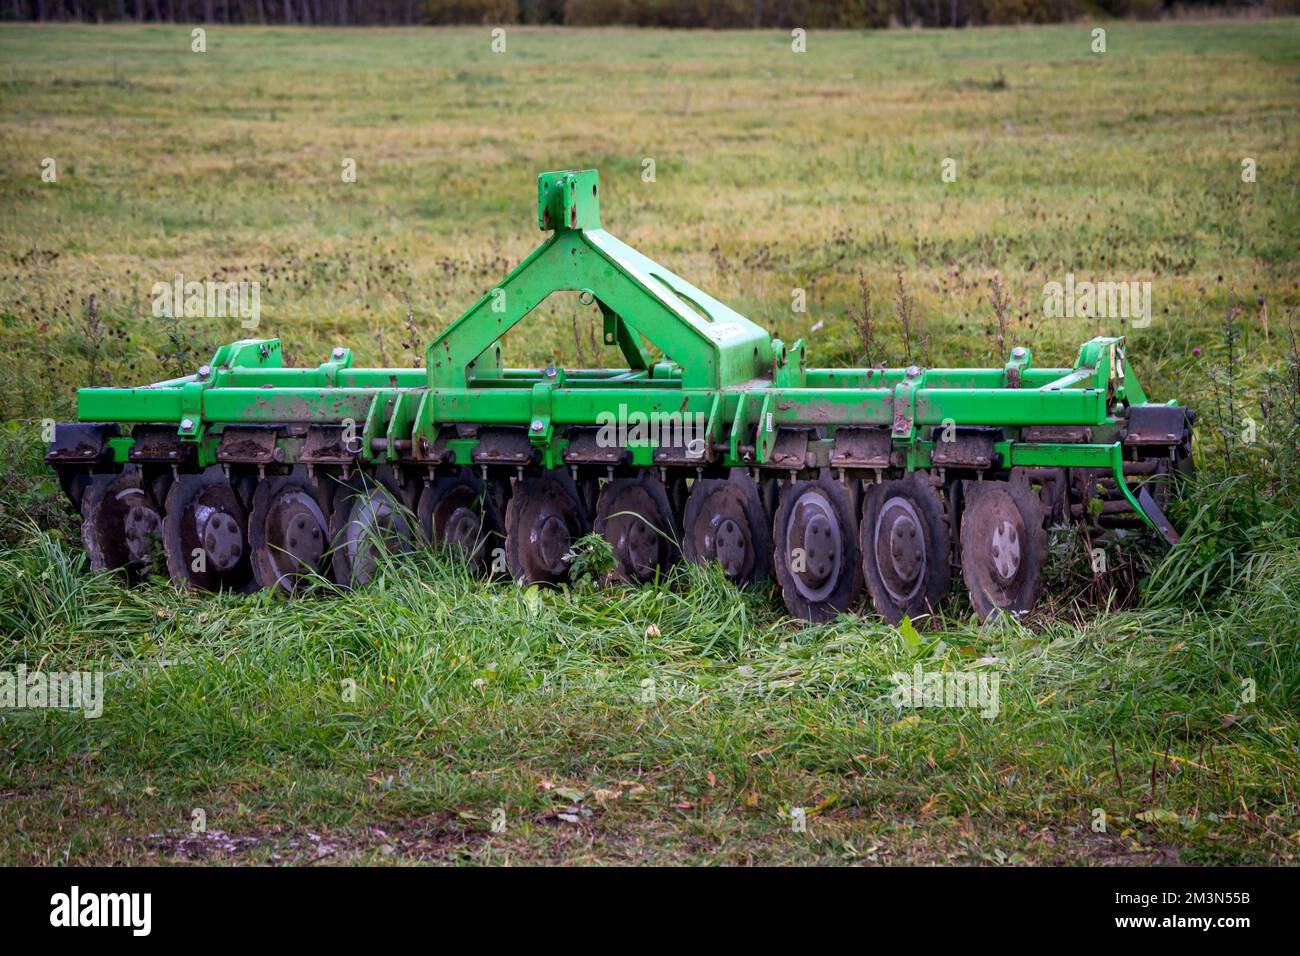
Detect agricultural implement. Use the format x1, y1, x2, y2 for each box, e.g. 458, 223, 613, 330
47, 169, 1193, 623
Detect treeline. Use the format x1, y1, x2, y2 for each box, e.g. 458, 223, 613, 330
1, 0, 1287, 27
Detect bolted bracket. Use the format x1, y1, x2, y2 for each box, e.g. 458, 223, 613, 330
529, 379, 555, 448
537, 169, 601, 232
1004, 345, 1031, 388
772, 338, 807, 388
891, 367, 924, 439
319, 346, 354, 387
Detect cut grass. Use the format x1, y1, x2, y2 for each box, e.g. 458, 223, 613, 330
0, 20, 1298, 864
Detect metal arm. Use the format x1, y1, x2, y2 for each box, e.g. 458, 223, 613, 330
424, 169, 772, 391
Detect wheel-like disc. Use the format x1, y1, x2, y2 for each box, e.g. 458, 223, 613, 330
960, 477, 1046, 621
594, 474, 680, 582
504, 470, 589, 586
329, 475, 417, 589
250, 469, 332, 593
417, 469, 502, 573
81, 468, 165, 584
162, 468, 258, 593
681, 471, 771, 586
773, 472, 862, 622
861, 473, 950, 624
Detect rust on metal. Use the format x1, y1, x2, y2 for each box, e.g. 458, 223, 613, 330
217, 426, 282, 464
931, 428, 999, 469
300, 425, 356, 465
471, 427, 535, 465
563, 427, 628, 465
768, 429, 810, 470
829, 427, 892, 469
127, 424, 187, 463
1021, 425, 1092, 443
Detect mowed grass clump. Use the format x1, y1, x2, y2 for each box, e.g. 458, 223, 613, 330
0, 21, 1298, 863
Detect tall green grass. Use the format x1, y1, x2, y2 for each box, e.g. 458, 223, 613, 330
1, 431, 1297, 862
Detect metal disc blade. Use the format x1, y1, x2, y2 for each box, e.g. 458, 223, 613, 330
82, 469, 165, 585
594, 475, 679, 583
681, 472, 770, 586
504, 471, 588, 586
250, 471, 332, 593
163, 469, 258, 593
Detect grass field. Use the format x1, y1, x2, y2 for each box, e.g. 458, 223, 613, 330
1, 20, 1299, 865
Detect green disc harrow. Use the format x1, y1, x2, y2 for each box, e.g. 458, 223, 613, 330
47, 169, 1193, 622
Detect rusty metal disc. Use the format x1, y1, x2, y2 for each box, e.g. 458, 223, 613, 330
418, 469, 501, 573
960, 477, 1046, 621
81, 468, 166, 584
162, 467, 258, 593
772, 472, 862, 622
860, 473, 951, 624
329, 474, 418, 589
681, 471, 771, 586
504, 470, 589, 586
594, 474, 679, 583
250, 468, 332, 593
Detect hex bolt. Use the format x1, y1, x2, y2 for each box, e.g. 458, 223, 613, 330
180, 418, 195, 431
530, 419, 545, 432
1012, 347, 1027, 359
906, 365, 921, 378
332, 347, 346, 359
197, 365, 212, 379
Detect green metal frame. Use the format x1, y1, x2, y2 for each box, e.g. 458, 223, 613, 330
73, 169, 1183, 533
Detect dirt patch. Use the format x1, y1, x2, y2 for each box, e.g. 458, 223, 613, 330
137, 816, 490, 865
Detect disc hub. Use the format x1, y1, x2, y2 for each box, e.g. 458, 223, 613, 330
874, 497, 926, 603
686, 478, 765, 585
802, 513, 835, 586
618, 518, 657, 575
280, 501, 324, 565
990, 518, 1022, 584
959, 482, 1044, 622
198, 504, 244, 572
786, 492, 842, 602
256, 484, 329, 591
531, 512, 572, 576
124, 504, 162, 563
710, 516, 747, 577
596, 479, 674, 582
444, 505, 482, 556
507, 475, 586, 586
